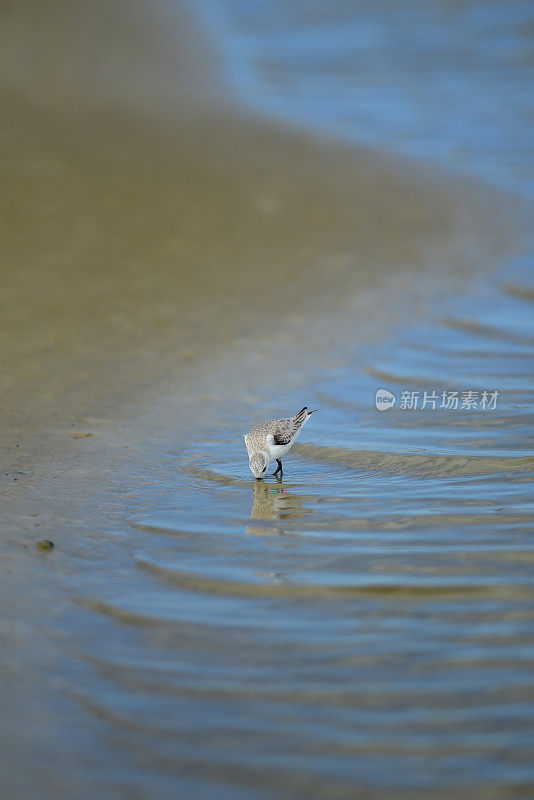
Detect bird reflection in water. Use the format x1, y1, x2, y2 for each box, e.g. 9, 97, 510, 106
247, 479, 308, 536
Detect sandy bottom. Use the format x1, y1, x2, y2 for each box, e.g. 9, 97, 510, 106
1, 2, 530, 798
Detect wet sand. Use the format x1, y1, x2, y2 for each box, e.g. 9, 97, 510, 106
0, 1, 525, 798
1, 39, 506, 460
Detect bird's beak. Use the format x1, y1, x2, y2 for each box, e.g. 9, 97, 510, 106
255, 476, 262, 481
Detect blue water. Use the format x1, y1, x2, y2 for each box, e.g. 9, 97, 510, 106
28, 2, 534, 798
202, 0, 534, 197
109, 2, 534, 796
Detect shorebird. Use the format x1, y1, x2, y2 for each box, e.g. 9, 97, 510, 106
244, 407, 315, 480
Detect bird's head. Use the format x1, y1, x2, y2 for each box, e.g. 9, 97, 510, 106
249, 451, 269, 480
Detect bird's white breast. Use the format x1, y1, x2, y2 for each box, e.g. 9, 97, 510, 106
265, 440, 292, 460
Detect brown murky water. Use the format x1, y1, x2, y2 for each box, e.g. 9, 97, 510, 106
1, 1, 533, 798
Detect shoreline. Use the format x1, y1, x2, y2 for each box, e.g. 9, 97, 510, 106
0, 2, 528, 798
1, 84, 513, 454
0, 0, 519, 474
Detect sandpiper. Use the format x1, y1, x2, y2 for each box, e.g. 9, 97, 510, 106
244, 407, 315, 480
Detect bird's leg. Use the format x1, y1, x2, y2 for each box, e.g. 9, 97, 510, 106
272, 459, 283, 478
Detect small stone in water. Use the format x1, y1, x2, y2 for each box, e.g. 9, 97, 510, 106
37, 540, 54, 550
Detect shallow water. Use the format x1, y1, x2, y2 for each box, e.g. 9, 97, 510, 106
86, 255, 532, 799
203, 0, 534, 195
2, 0, 534, 798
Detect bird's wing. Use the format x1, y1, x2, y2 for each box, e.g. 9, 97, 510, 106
272, 424, 293, 446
